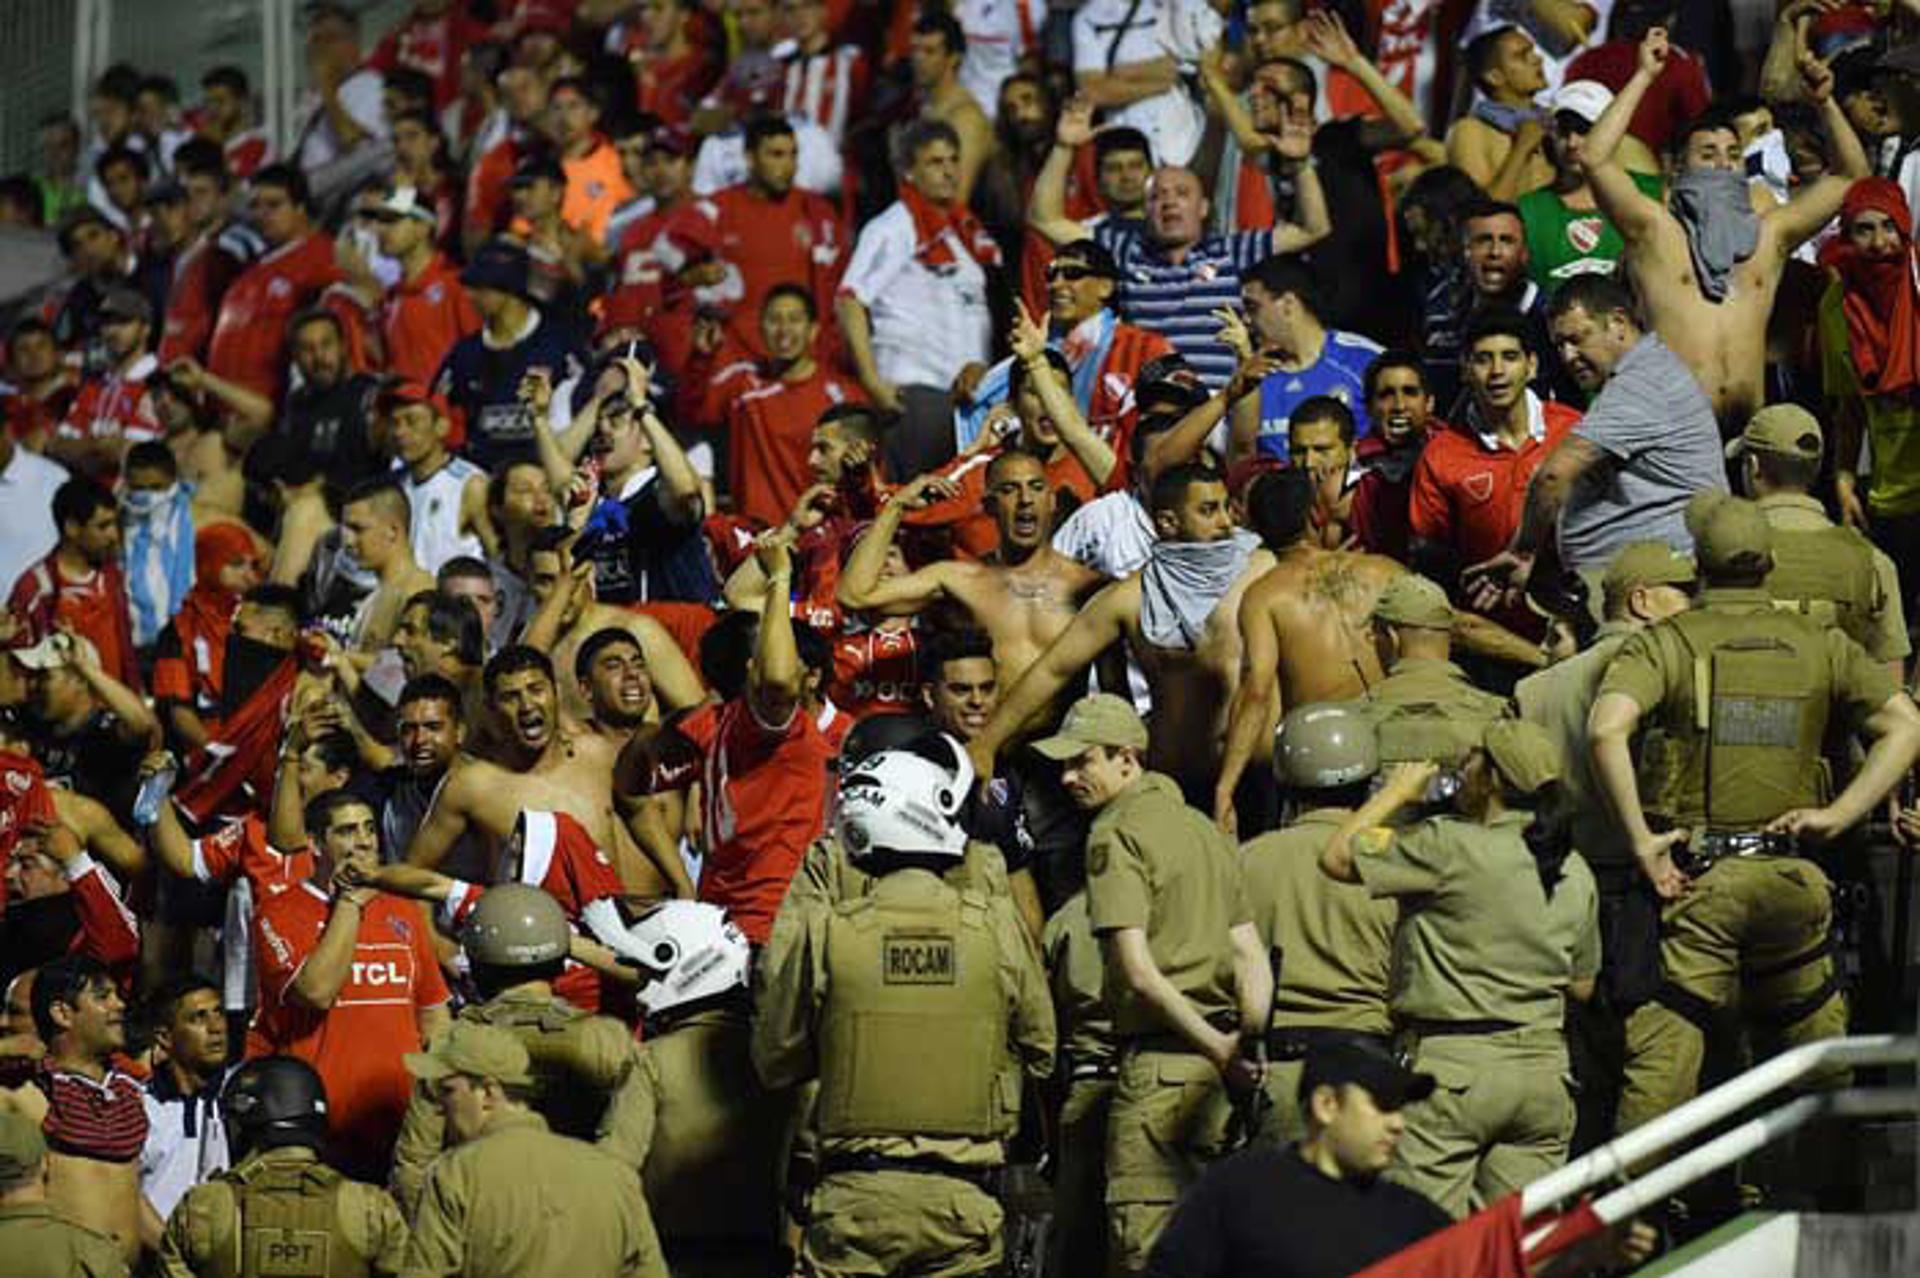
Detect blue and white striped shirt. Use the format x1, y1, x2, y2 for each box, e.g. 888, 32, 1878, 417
1104, 224, 1276, 390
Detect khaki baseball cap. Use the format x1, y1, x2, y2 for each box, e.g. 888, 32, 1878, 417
1031, 693, 1149, 760
1372, 573, 1453, 630
0, 1111, 46, 1181
1481, 719, 1562, 796
1601, 541, 1696, 596
404, 1021, 533, 1088
1725, 404, 1822, 463
1685, 493, 1773, 577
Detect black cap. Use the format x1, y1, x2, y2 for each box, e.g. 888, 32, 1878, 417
143, 179, 187, 208
461, 238, 532, 298
1136, 353, 1209, 415
1299, 1036, 1436, 1112
510, 153, 566, 187
1054, 238, 1120, 280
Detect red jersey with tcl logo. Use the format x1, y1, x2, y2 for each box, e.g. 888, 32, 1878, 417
382, 253, 480, 387
246, 884, 448, 1171
206, 233, 346, 400
57, 354, 162, 458
691, 185, 845, 357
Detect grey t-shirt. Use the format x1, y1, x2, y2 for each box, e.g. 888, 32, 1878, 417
1557, 333, 1725, 570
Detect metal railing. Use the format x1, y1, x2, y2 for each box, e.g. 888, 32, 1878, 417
1517, 1035, 1919, 1255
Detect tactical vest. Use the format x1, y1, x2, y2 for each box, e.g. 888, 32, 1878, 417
205, 1155, 365, 1278
1654, 609, 1832, 830
473, 998, 622, 1139
815, 882, 1008, 1139
1765, 523, 1878, 652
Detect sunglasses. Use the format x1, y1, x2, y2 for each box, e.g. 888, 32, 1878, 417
1046, 263, 1104, 283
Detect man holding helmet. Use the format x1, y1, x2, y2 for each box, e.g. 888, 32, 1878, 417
600, 901, 789, 1276
157, 1056, 409, 1277
389, 883, 640, 1216
1240, 703, 1398, 1144
752, 745, 1055, 1278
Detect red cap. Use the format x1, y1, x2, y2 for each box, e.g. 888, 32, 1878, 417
378, 380, 452, 420
648, 123, 695, 158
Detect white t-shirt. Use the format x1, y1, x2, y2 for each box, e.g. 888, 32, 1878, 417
1052, 490, 1156, 579
1072, 0, 1205, 167
954, 0, 1048, 122
838, 202, 993, 389
0, 443, 68, 598
399, 456, 487, 575
692, 115, 843, 197
294, 67, 388, 171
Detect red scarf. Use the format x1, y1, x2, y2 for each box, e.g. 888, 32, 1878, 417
1820, 178, 1920, 396
898, 183, 1002, 271
175, 654, 298, 823
172, 523, 257, 703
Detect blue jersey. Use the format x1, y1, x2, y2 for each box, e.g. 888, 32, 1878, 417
1253, 330, 1383, 460
433, 313, 585, 473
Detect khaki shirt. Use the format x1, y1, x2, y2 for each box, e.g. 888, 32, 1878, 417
392, 988, 637, 1216
1758, 493, 1909, 663
404, 1111, 667, 1278
1240, 808, 1396, 1035
596, 1003, 787, 1246
1084, 772, 1249, 1039
1041, 890, 1116, 1070
1515, 626, 1634, 869
1598, 588, 1897, 828
1353, 812, 1600, 1028
1354, 657, 1511, 765
751, 867, 1055, 1168
157, 1148, 408, 1278
0, 1201, 129, 1278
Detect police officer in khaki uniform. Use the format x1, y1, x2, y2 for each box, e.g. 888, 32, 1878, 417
1356, 575, 1512, 767
1040, 887, 1116, 1278
1034, 694, 1271, 1276
1729, 405, 1909, 673
1590, 494, 1920, 1135
390, 885, 639, 1215
1515, 541, 1696, 1144
1321, 720, 1600, 1217
752, 746, 1054, 1278
1242, 703, 1398, 1144
403, 1023, 667, 1278
0, 1110, 128, 1278
158, 1057, 408, 1278
599, 902, 789, 1278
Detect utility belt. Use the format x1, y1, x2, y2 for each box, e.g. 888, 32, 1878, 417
1398, 1017, 1525, 1039
1065, 1053, 1119, 1082
1676, 829, 1801, 876
1265, 1026, 1391, 1062
818, 1153, 1005, 1195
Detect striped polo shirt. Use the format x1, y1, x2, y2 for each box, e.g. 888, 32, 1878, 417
1102, 223, 1276, 390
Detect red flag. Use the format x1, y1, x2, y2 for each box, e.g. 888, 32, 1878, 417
1355, 1194, 1606, 1278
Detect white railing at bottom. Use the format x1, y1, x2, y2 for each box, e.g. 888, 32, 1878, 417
1517, 1035, 1918, 1255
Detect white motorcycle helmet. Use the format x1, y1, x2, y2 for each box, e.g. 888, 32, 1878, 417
624, 900, 751, 1017
835, 745, 971, 862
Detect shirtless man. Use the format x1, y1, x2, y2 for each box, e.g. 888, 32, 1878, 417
520, 531, 705, 724
838, 453, 1099, 692
1586, 26, 1867, 426
404, 645, 673, 900
969, 463, 1274, 803
910, 11, 993, 205
338, 479, 435, 651
1214, 469, 1545, 832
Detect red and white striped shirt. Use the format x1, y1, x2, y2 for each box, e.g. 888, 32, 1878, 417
781, 43, 868, 144
38, 1060, 149, 1163
57, 354, 162, 453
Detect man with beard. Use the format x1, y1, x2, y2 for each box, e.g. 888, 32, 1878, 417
1584, 27, 1869, 426
9, 481, 140, 692
371, 674, 472, 871
696, 115, 845, 358
689, 285, 864, 529
407, 646, 674, 898
1422, 200, 1571, 412
51, 288, 160, 484
269, 309, 386, 493
1347, 352, 1439, 563
969, 465, 1273, 805
974, 72, 1055, 260
10, 632, 154, 828
841, 448, 1101, 696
